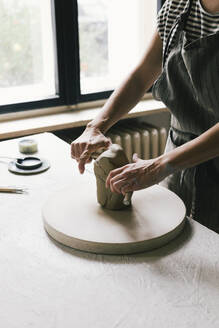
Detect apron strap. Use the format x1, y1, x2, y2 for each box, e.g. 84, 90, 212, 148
163, 0, 193, 65
181, 0, 193, 26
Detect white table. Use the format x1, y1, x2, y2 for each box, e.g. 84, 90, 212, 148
0, 133, 219, 328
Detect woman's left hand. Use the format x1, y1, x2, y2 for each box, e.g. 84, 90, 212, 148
105, 153, 172, 195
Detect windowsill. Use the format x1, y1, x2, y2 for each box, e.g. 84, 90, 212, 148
0, 96, 168, 140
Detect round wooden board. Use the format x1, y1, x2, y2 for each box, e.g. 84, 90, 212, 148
42, 184, 186, 255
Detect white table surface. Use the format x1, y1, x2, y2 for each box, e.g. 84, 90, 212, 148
0, 132, 219, 328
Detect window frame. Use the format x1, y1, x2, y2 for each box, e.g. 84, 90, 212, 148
0, 0, 164, 114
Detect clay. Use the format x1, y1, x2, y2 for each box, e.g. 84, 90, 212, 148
94, 144, 132, 210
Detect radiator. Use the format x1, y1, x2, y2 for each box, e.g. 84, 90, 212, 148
106, 122, 168, 162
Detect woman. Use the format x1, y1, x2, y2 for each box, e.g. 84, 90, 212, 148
71, 0, 219, 233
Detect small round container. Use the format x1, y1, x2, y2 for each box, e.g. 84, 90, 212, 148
19, 139, 38, 154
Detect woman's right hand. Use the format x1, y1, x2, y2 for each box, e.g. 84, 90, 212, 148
71, 126, 111, 174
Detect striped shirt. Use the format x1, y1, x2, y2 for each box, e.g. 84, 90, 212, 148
157, 0, 219, 55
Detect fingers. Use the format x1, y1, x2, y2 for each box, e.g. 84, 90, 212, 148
110, 176, 126, 194
106, 165, 137, 187
105, 167, 125, 188
77, 140, 111, 174
78, 158, 87, 174
106, 162, 139, 188
106, 156, 160, 194
111, 176, 138, 195
71, 143, 99, 174
78, 149, 92, 174
121, 184, 135, 195
73, 143, 80, 160
106, 167, 139, 194
71, 134, 111, 174
95, 138, 112, 150
71, 142, 84, 160
71, 136, 111, 159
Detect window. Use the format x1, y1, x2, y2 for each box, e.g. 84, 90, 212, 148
0, 0, 162, 114
0, 0, 57, 108
78, 0, 157, 95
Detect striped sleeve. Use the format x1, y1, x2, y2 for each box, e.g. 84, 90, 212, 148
157, 0, 188, 43
157, 0, 170, 41
157, 0, 219, 53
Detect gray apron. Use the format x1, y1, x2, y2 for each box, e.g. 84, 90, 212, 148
152, 0, 219, 233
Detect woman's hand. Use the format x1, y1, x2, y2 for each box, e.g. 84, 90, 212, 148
71, 126, 111, 174
106, 153, 172, 195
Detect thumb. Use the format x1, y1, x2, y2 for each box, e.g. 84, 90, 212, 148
132, 153, 139, 163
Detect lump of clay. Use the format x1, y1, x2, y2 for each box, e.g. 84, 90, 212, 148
94, 144, 133, 210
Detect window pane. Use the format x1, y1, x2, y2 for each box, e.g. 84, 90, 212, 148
0, 0, 57, 106
78, 0, 157, 95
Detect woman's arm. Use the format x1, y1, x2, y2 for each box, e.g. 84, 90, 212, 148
87, 30, 163, 134
71, 30, 163, 173
164, 123, 219, 170
106, 123, 219, 194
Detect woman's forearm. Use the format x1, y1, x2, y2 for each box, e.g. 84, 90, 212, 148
87, 71, 151, 134
106, 123, 219, 194
163, 123, 219, 171
87, 31, 163, 134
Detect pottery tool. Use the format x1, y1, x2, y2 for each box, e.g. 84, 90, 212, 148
0, 186, 28, 194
